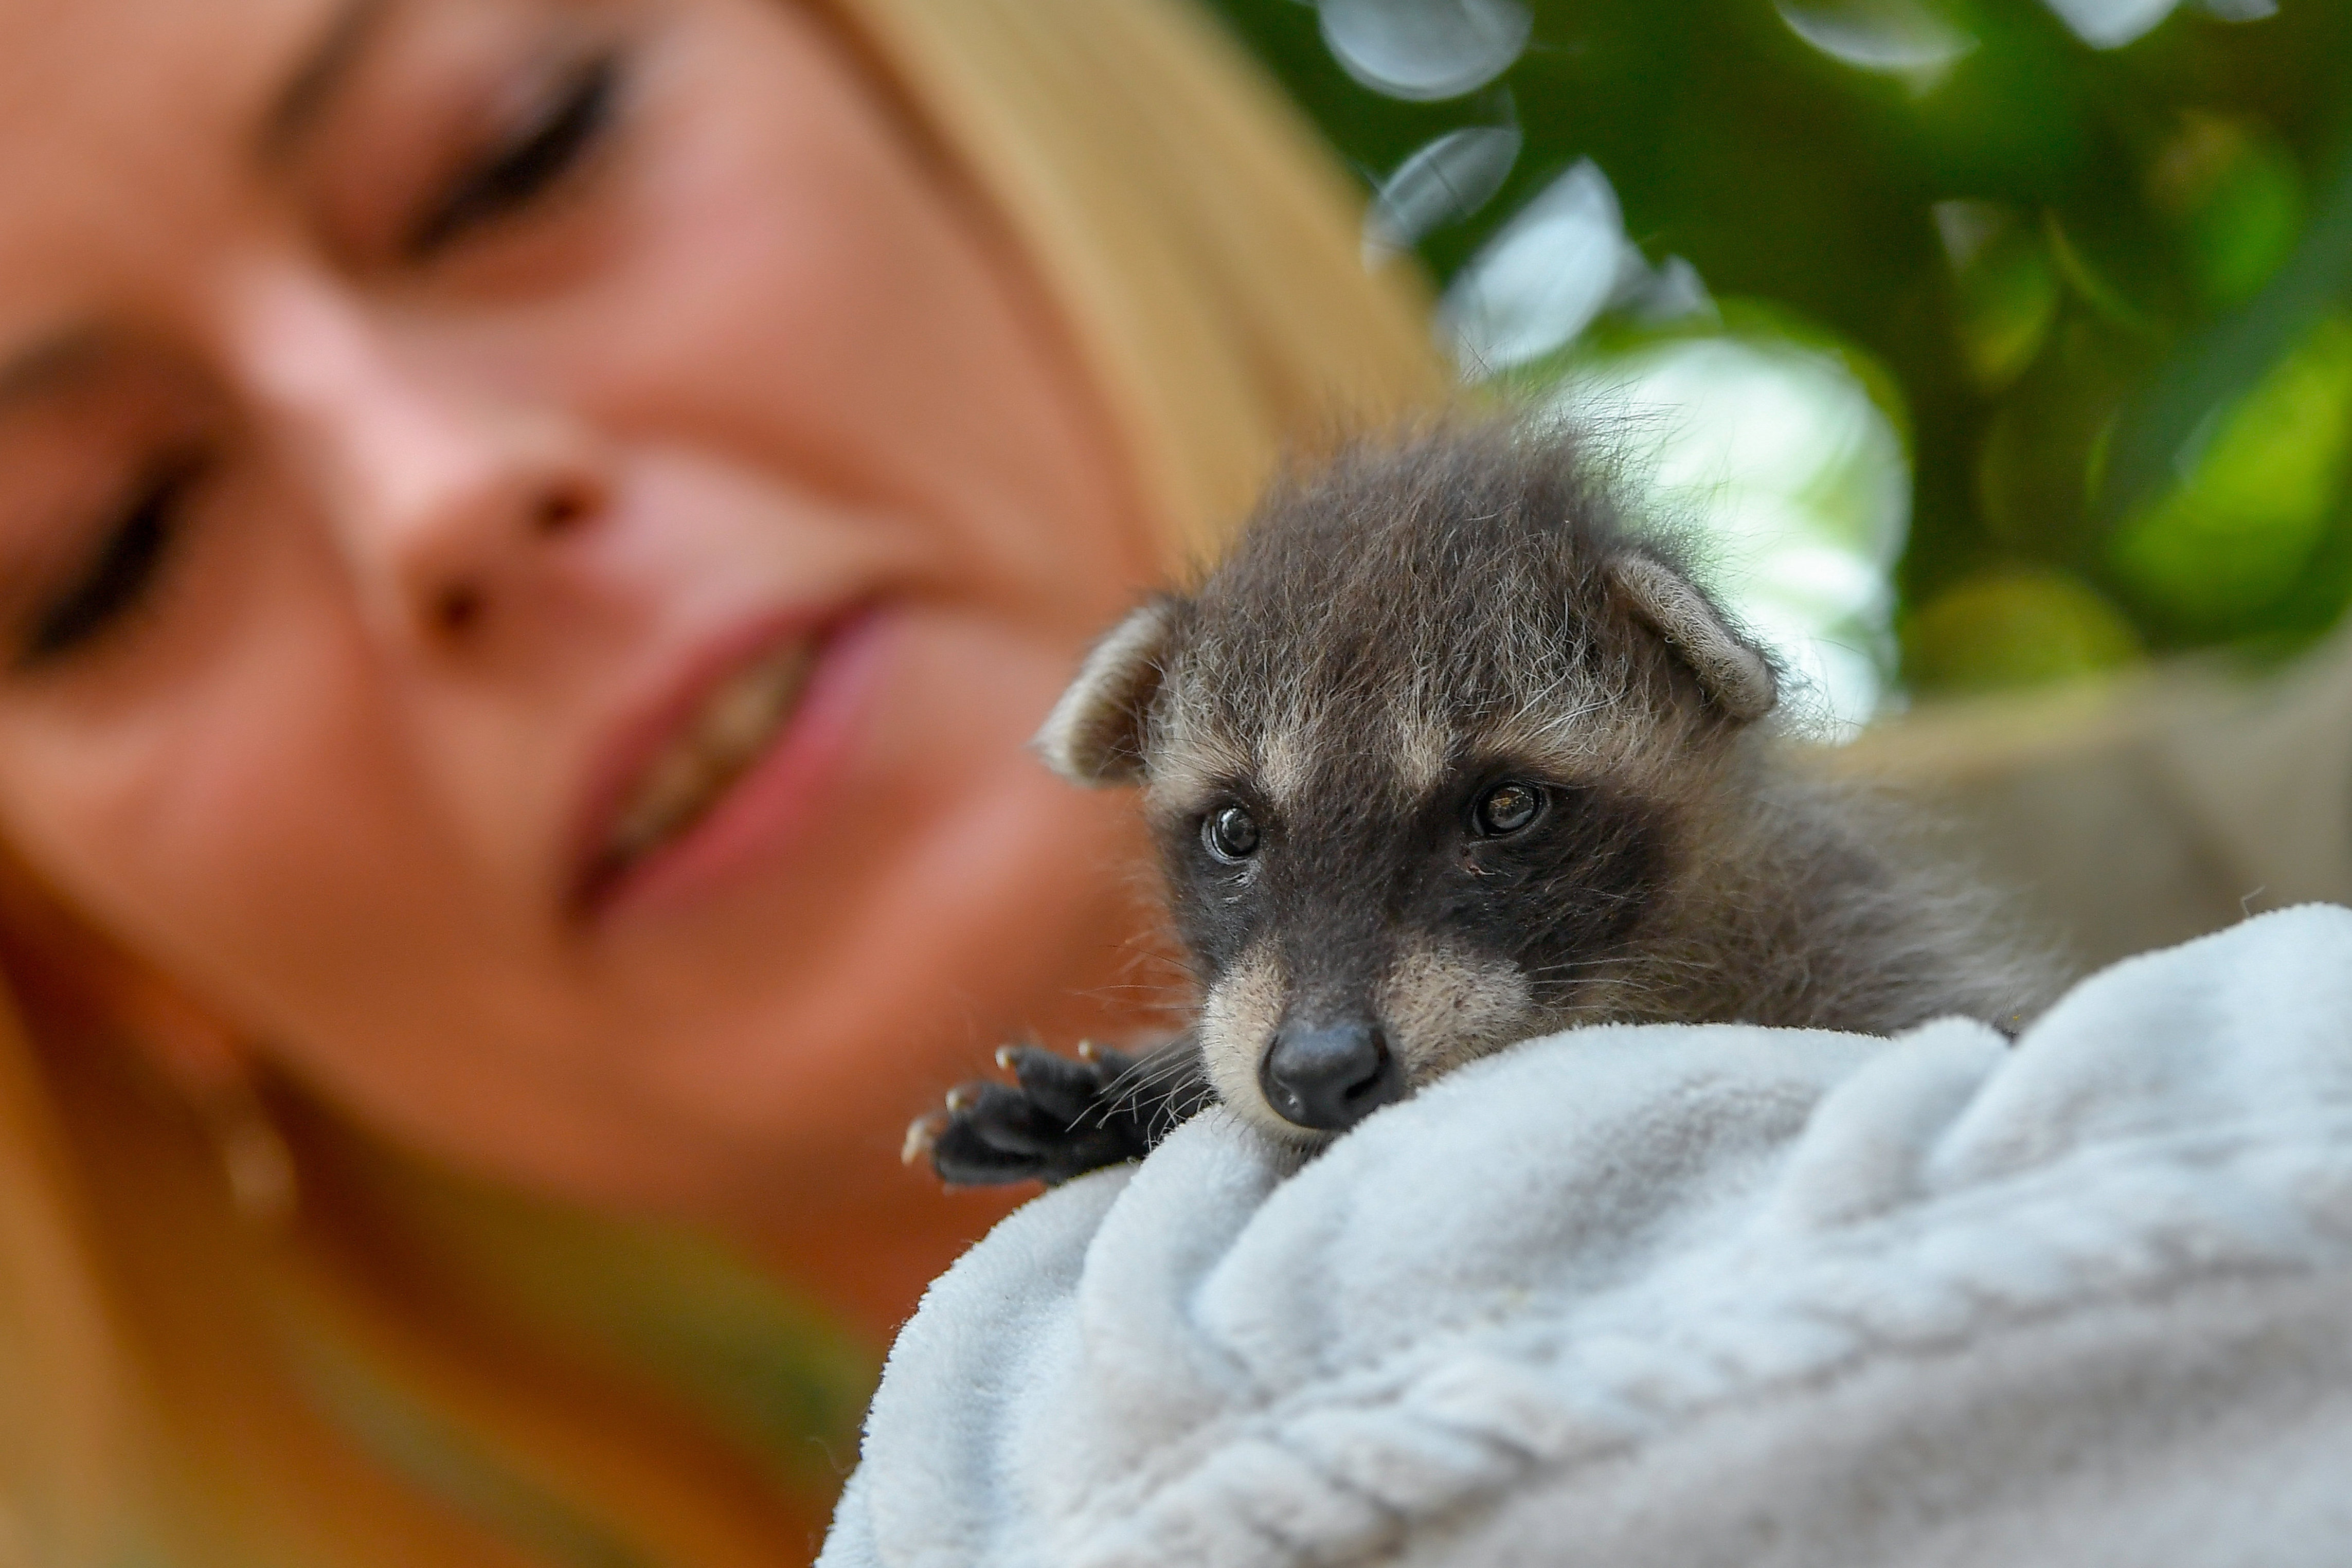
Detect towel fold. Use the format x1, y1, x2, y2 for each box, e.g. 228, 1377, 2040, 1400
823, 906, 2352, 1568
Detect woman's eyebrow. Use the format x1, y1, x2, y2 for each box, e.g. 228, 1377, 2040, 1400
258, 0, 395, 163
1, 4, 398, 426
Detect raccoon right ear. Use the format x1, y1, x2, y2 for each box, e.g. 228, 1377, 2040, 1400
1606, 553, 1778, 723
1033, 599, 1178, 786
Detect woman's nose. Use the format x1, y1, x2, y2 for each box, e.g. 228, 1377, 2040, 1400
224, 268, 610, 656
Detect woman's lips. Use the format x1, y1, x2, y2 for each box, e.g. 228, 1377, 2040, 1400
601, 638, 818, 868
570, 606, 882, 920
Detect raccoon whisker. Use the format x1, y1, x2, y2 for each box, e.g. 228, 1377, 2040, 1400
1094, 1062, 1216, 1136
1134, 1074, 1214, 1123
1521, 940, 1665, 968
1097, 1052, 1188, 1100
1519, 955, 1651, 980
1517, 948, 1641, 971
1092, 1050, 1205, 1124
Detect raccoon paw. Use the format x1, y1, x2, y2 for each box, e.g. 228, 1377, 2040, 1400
911, 1042, 1185, 1187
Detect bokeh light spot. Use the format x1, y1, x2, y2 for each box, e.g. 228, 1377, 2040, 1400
2042, 0, 2180, 49
1437, 161, 1705, 375
1317, 0, 1531, 102
1546, 329, 1912, 737
1364, 124, 1522, 264
1775, 0, 1978, 93
1904, 568, 2143, 694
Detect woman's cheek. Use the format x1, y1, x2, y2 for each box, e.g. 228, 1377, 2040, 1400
22, 649, 466, 1041
572, 7, 1126, 587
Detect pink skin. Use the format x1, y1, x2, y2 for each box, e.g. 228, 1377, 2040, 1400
0, 0, 1171, 1329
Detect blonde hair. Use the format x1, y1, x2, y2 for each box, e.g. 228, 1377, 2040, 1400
0, 1, 1443, 1563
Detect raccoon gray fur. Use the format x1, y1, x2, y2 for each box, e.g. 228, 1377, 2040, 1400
921, 421, 2056, 1186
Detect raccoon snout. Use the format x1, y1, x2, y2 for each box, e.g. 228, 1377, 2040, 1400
1260, 1020, 1406, 1132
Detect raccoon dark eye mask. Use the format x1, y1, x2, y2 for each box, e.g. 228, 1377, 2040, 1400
913, 421, 2055, 1187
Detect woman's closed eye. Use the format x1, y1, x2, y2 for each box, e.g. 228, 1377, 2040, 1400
15, 453, 205, 673
403, 47, 624, 259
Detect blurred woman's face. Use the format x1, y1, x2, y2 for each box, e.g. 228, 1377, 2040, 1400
0, 0, 1162, 1213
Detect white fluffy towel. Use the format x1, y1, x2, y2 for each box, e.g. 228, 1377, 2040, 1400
821, 907, 2352, 1568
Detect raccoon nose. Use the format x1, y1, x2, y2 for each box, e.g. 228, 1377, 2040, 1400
1261, 1021, 1405, 1131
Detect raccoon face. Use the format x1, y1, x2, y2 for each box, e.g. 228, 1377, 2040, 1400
1029, 426, 1780, 1142
1152, 755, 1672, 1142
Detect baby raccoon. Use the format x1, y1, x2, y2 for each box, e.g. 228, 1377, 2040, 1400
919, 422, 2052, 1186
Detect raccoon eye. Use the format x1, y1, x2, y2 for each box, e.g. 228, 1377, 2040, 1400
1202, 804, 1262, 862
1473, 781, 1545, 837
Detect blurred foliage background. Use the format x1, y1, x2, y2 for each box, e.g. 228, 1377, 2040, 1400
1199, 0, 2352, 730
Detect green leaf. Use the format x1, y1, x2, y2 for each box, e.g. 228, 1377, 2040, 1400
2146, 114, 2305, 310
2097, 122, 2352, 532
2107, 312, 2352, 634
1935, 200, 2060, 388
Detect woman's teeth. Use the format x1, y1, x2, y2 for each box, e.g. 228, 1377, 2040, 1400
606, 643, 816, 868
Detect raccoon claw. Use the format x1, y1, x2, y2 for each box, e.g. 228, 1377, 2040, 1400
922, 1040, 1177, 1188
900, 1112, 943, 1167
1000, 1042, 1134, 1124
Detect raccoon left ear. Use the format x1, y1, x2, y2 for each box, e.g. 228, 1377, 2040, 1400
1033, 599, 1178, 786
1606, 553, 1778, 722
